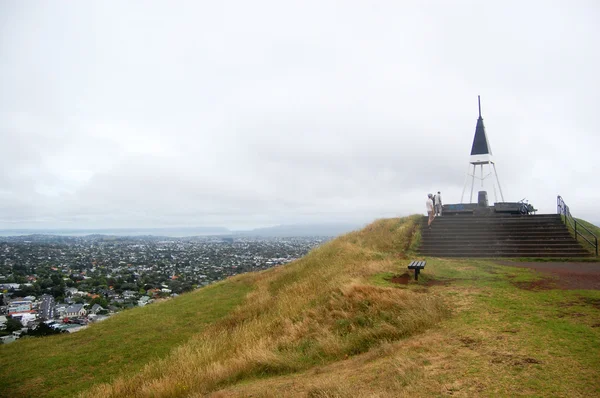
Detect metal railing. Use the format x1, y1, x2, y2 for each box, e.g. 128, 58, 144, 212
557, 195, 598, 256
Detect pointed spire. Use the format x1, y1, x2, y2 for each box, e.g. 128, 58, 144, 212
470, 95, 492, 156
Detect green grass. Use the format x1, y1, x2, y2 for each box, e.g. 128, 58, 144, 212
0, 277, 252, 398
369, 257, 600, 396
572, 217, 600, 256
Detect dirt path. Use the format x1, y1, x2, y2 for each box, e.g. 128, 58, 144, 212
495, 261, 600, 290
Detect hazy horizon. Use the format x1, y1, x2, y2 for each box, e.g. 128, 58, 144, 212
0, 221, 366, 237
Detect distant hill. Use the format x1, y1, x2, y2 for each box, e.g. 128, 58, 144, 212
237, 223, 363, 237
0, 224, 363, 238
0, 226, 231, 237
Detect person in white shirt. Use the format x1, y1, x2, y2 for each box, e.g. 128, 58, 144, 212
434, 191, 442, 216
426, 194, 434, 228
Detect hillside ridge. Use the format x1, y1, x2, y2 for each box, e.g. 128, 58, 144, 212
2, 215, 600, 397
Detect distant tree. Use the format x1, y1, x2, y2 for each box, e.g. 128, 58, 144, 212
26, 322, 62, 337
50, 285, 64, 299
121, 283, 137, 292
5, 316, 23, 332
50, 274, 64, 287
39, 278, 54, 290
89, 297, 108, 308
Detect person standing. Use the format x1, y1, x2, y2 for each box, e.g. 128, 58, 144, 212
426, 194, 434, 228
435, 191, 442, 216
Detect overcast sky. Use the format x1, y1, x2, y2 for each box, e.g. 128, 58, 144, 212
1, 1, 599, 230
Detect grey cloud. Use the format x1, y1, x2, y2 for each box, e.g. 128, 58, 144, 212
1, 1, 599, 229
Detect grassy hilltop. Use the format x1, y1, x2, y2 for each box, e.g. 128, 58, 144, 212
1, 216, 599, 397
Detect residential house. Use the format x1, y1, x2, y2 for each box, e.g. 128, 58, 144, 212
137, 296, 151, 307
89, 304, 104, 315
0, 335, 16, 344
122, 290, 137, 299
64, 304, 87, 318
55, 304, 68, 318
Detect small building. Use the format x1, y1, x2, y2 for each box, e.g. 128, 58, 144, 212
122, 290, 137, 299
89, 304, 104, 315
137, 296, 151, 307
8, 300, 33, 315
0, 335, 16, 344
64, 304, 87, 318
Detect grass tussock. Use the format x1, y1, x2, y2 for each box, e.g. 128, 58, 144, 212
82, 216, 447, 397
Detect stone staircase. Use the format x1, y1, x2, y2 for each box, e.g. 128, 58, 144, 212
419, 214, 592, 257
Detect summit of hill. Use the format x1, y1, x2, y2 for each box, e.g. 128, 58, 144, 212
1, 216, 599, 397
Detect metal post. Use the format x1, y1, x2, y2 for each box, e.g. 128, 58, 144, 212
461, 164, 471, 203
492, 162, 505, 202
480, 164, 484, 188
470, 164, 476, 203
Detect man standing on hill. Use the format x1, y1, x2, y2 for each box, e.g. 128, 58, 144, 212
435, 191, 442, 216
426, 194, 434, 229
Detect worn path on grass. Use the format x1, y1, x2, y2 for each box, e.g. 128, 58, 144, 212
495, 261, 600, 290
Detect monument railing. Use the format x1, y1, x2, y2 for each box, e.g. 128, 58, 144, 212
557, 195, 598, 256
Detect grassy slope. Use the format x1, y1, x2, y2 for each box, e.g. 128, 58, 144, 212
213, 258, 600, 397
572, 218, 600, 255
82, 216, 448, 397
2, 216, 599, 397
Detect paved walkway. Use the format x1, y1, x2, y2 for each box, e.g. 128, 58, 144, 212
495, 261, 600, 290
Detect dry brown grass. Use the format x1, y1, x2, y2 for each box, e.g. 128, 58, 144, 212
75, 217, 600, 397
81, 216, 449, 398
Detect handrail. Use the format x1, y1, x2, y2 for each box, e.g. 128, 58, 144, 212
557, 195, 598, 256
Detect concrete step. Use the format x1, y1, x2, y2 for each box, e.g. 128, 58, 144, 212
421, 225, 569, 234
420, 244, 587, 252
421, 214, 561, 219
418, 251, 592, 258
422, 234, 574, 240
420, 240, 586, 247
421, 216, 562, 225
418, 213, 592, 258
420, 245, 590, 253
422, 218, 565, 225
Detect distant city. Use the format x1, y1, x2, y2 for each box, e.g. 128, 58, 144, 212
0, 223, 361, 343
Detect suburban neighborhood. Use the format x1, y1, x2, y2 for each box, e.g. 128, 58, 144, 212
0, 234, 329, 343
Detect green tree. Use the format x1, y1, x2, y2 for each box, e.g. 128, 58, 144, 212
89, 297, 108, 308
5, 316, 23, 332
26, 322, 62, 337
